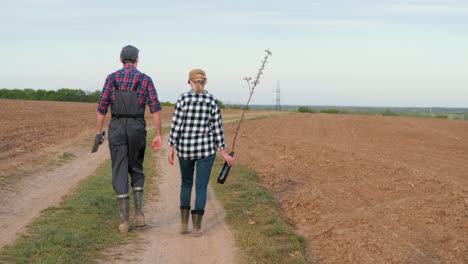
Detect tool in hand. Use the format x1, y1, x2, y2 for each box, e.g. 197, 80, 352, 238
91, 131, 106, 153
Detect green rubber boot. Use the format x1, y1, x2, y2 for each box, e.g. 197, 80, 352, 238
191, 210, 204, 237
118, 197, 130, 232
180, 207, 191, 234
134, 190, 145, 227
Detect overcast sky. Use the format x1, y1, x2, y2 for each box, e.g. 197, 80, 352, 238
1, 0, 467, 107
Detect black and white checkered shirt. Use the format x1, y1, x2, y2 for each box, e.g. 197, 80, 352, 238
168, 90, 226, 160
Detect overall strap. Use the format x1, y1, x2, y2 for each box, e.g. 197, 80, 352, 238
111, 73, 119, 90
133, 74, 145, 91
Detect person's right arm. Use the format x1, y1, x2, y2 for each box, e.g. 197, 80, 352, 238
95, 75, 112, 134
96, 112, 105, 134
211, 100, 234, 166
167, 96, 184, 165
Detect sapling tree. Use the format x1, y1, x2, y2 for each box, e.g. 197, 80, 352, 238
217, 49, 272, 184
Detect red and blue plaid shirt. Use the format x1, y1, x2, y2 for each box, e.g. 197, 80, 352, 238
97, 65, 162, 115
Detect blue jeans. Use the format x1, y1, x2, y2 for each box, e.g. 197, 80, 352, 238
178, 154, 216, 211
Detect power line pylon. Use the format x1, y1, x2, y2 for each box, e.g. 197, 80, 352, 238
275, 80, 282, 111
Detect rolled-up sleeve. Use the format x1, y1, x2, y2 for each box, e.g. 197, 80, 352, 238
211, 100, 226, 150
146, 76, 162, 113
97, 75, 112, 115
168, 97, 185, 147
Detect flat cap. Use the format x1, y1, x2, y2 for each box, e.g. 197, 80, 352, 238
120, 45, 139, 60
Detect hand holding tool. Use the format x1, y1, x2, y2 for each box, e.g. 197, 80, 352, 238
91, 131, 106, 153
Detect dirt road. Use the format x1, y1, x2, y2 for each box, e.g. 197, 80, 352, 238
101, 135, 236, 264
1, 133, 238, 263
0, 144, 110, 249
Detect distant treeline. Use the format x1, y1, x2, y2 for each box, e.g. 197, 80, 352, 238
0, 88, 101, 102
0, 88, 175, 106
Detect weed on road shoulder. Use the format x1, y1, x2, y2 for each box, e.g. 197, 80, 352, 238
211, 159, 308, 264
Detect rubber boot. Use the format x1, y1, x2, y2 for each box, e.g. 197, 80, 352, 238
180, 206, 191, 234
118, 198, 130, 232
191, 210, 204, 237
134, 190, 145, 227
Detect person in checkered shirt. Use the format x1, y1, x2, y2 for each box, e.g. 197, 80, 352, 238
168, 69, 234, 237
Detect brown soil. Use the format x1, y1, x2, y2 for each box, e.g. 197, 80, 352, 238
0, 99, 250, 182
0, 98, 262, 254
223, 113, 468, 264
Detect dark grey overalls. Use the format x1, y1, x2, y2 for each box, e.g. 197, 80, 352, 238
108, 73, 147, 199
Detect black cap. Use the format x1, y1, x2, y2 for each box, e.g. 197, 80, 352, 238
120, 45, 139, 60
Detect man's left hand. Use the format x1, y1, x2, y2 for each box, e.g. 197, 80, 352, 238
151, 135, 162, 152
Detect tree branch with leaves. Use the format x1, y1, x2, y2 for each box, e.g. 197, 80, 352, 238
231, 49, 272, 152
217, 49, 272, 184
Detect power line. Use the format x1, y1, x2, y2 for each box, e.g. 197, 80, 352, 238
275, 80, 282, 111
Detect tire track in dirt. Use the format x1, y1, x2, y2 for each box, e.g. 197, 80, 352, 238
100, 135, 236, 264
0, 145, 110, 249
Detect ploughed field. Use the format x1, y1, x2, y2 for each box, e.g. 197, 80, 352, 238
223, 113, 467, 264
0, 99, 251, 179
2, 99, 466, 263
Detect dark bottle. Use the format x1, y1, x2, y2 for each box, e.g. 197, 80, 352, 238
217, 151, 234, 184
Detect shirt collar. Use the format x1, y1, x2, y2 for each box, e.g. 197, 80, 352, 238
123, 64, 136, 69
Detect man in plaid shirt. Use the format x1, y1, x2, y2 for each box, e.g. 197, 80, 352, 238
94, 45, 162, 232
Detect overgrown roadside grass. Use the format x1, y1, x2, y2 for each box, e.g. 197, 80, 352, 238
210, 159, 309, 264
0, 131, 159, 264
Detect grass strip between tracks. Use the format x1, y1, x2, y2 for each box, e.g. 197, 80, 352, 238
0, 131, 159, 264
211, 159, 308, 264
